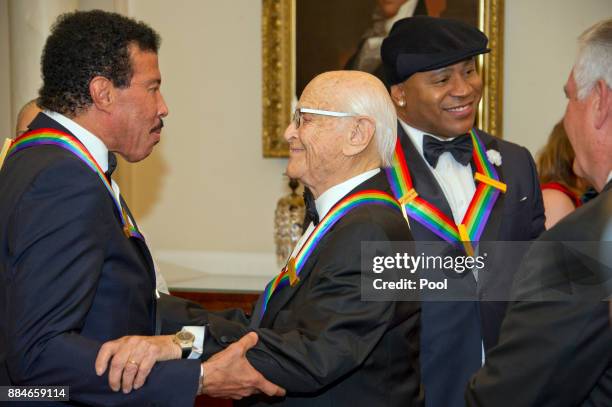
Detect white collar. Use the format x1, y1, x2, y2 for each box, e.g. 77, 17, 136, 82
315, 168, 381, 219
398, 119, 460, 158
43, 110, 110, 172
607, 171, 612, 185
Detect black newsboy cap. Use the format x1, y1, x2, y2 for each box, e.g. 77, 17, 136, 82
381, 16, 490, 85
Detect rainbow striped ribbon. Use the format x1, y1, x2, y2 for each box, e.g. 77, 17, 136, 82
385, 129, 506, 255
7, 128, 144, 240
259, 189, 401, 317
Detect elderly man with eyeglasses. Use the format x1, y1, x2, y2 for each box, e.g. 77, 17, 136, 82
95, 70, 423, 406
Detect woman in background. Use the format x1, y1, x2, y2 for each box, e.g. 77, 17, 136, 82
537, 121, 588, 229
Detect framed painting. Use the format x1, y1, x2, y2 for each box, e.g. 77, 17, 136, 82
262, 0, 504, 157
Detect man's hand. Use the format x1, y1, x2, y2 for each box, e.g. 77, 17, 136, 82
95, 335, 181, 393
201, 332, 286, 399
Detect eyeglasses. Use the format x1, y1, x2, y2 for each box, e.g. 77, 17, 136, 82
292, 107, 359, 129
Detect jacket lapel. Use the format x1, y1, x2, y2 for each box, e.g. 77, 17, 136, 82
474, 130, 506, 243
256, 249, 320, 328
397, 124, 455, 240
398, 124, 506, 244
120, 195, 157, 282
253, 171, 392, 328
29, 113, 157, 280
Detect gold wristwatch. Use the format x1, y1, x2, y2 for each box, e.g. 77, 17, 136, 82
173, 330, 195, 359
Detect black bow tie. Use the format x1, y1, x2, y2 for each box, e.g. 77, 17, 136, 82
105, 152, 117, 181
422, 134, 472, 168
303, 187, 320, 227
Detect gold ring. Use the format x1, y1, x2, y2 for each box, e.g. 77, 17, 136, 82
128, 359, 138, 366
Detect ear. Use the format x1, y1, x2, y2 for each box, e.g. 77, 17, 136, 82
89, 76, 114, 113
592, 79, 610, 130
390, 84, 406, 107
342, 116, 376, 157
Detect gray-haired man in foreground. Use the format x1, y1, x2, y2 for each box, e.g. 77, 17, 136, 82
466, 18, 612, 407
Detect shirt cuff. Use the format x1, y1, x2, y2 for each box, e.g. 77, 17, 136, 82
183, 326, 205, 359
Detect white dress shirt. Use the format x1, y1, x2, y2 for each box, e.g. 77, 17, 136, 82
399, 120, 486, 364
288, 169, 381, 262
43, 111, 202, 356
399, 120, 476, 224
44, 111, 129, 214
45, 111, 112, 180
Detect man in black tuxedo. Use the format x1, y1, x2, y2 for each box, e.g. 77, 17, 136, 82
99, 70, 423, 406
466, 18, 612, 406
0, 10, 281, 406
379, 16, 545, 407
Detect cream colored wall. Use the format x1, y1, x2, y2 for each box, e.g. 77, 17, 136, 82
125, 0, 288, 254
503, 0, 612, 156
6, 0, 79, 132
0, 0, 11, 139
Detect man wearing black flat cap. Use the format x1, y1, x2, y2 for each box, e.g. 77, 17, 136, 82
380, 16, 545, 407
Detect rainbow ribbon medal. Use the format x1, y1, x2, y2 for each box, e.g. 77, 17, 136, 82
386, 129, 506, 255
259, 189, 401, 317
6, 128, 144, 240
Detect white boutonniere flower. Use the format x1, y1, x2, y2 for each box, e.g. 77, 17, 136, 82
486, 149, 502, 166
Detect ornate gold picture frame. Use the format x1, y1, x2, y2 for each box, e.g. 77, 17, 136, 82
262, 0, 504, 157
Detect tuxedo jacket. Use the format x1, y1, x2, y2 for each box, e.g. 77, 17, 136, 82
466, 181, 612, 406
395, 124, 545, 407
0, 113, 200, 406
160, 171, 423, 406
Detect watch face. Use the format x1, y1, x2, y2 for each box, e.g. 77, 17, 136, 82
177, 331, 195, 343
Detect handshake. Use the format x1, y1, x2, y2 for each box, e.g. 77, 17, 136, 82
94, 332, 285, 400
